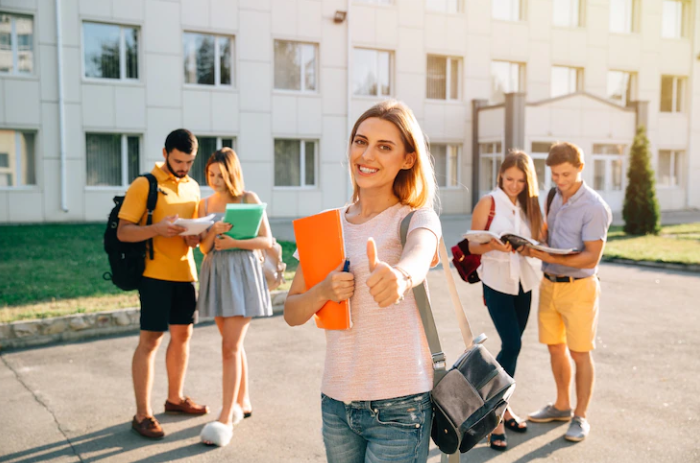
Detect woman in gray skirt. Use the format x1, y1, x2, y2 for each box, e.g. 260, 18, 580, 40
195, 147, 273, 446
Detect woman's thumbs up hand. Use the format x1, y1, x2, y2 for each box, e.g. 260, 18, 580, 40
366, 238, 408, 308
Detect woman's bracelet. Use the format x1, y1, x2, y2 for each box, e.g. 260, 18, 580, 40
394, 266, 413, 294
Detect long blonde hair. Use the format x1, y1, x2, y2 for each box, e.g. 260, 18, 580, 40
348, 100, 437, 210
498, 150, 544, 240
204, 147, 245, 197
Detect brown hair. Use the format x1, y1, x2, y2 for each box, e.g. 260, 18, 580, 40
348, 100, 437, 209
546, 142, 584, 168
204, 147, 245, 197
498, 150, 544, 241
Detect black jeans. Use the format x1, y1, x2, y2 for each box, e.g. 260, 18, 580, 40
482, 283, 531, 377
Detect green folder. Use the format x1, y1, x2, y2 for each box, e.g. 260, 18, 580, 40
223, 203, 266, 240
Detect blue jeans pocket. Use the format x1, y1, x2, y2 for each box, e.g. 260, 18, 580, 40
374, 393, 430, 428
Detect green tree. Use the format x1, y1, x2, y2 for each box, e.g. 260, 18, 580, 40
623, 125, 661, 235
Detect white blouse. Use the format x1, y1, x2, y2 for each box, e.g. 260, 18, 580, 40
477, 188, 542, 295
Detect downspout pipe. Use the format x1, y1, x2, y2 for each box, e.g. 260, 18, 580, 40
55, 0, 68, 212
346, 0, 352, 202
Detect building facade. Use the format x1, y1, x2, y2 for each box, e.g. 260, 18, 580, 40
0, 0, 698, 223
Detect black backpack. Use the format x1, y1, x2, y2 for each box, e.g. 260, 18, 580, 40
103, 174, 158, 291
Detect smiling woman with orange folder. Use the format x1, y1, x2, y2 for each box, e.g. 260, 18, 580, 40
284, 100, 442, 463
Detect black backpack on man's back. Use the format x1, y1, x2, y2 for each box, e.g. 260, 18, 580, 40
103, 174, 158, 291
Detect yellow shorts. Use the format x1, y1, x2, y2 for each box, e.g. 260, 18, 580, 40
538, 276, 600, 352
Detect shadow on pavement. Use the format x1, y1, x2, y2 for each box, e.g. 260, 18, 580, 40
0, 417, 215, 463
427, 421, 571, 462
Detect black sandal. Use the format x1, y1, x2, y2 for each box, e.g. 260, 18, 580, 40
504, 417, 528, 433
488, 433, 507, 451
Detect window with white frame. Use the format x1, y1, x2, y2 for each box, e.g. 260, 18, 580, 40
183, 33, 233, 86
274, 139, 317, 187
86, 134, 140, 187
353, 48, 392, 97
607, 71, 636, 106
551, 66, 582, 98
0, 13, 33, 75
426, 55, 460, 100
274, 40, 317, 92
592, 144, 625, 192
426, 0, 464, 14
531, 141, 554, 191
657, 150, 683, 187
0, 130, 35, 187
479, 141, 503, 192
432, 144, 460, 187
83, 22, 138, 80
610, 0, 637, 34
662, 0, 689, 39
190, 136, 236, 186
553, 0, 582, 27
660, 75, 685, 113
492, 0, 522, 21
491, 61, 525, 103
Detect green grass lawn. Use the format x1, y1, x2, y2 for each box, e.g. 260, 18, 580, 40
0, 223, 297, 323
1, 222, 698, 324
604, 223, 700, 265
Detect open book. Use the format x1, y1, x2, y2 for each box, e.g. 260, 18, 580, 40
462, 230, 580, 255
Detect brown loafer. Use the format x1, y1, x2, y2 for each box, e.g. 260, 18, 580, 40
132, 415, 165, 439
164, 396, 209, 415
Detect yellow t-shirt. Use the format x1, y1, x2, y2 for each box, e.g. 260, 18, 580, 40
118, 163, 200, 282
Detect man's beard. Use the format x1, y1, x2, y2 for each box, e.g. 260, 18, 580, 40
166, 156, 187, 178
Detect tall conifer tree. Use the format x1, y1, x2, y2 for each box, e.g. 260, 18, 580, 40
623, 126, 661, 235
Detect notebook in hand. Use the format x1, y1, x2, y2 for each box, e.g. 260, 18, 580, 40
293, 209, 352, 330
223, 203, 266, 240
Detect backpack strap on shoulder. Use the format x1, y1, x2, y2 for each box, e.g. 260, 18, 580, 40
143, 173, 158, 260
485, 195, 496, 231
545, 187, 556, 216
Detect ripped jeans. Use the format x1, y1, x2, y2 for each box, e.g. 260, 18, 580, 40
321, 391, 433, 463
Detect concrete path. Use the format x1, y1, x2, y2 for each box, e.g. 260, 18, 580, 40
1, 263, 698, 463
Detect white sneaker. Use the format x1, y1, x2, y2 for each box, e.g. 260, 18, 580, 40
200, 421, 233, 447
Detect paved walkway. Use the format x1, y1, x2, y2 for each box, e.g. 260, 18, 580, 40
2, 263, 698, 463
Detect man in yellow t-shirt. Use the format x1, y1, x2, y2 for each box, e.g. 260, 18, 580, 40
117, 128, 209, 439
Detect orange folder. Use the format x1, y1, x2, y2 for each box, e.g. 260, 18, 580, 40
292, 209, 352, 330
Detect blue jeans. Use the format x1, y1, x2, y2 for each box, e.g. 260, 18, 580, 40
321, 392, 433, 463
482, 283, 531, 377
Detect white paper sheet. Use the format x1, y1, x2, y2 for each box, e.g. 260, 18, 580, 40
174, 214, 217, 236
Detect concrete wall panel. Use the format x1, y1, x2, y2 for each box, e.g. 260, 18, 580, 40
239, 62, 271, 111
239, 112, 272, 162
113, 0, 144, 22
8, 189, 44, 222
146, 54, 181, 107
115, 86, 146, 129
183, 90, 212, 132
298, 96, 323, 135
211, 91, 240, 133
5, 79, 41, 125
82, 84, 115, 128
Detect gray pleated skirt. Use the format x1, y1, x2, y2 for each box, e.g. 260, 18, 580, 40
197, 249, 272, 319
